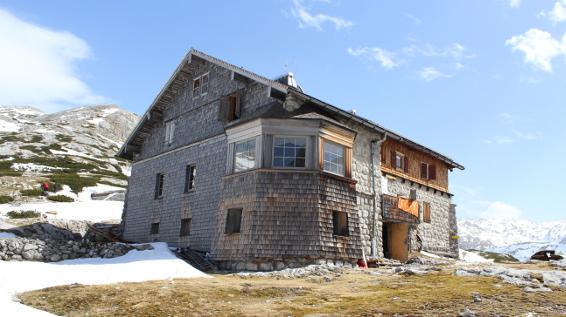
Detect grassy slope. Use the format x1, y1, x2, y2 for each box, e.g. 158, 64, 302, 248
19, 270, 566, 316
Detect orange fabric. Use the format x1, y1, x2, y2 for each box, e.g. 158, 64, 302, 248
397, 197, 419, 217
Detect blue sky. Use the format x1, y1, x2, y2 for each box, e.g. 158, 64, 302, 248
0, 0, 565, 221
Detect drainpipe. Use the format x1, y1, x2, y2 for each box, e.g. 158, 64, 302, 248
370, 132, 387, 258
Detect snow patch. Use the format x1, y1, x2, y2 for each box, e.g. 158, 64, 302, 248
459, 249, 493, 263
11, 163, 62, 173
0, 119, 20, 132
0, 243, 209, 316
0, 232, 16, 239
0, 201, 123, 222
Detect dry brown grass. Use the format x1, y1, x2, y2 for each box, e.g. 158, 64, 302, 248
19, 270, 566, 316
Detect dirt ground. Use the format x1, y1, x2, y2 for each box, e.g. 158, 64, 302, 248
19, 265, 566, 317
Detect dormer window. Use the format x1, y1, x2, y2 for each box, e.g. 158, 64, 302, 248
193, 73, 209, 98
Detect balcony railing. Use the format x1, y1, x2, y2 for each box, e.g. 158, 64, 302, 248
382, 194, 420, 224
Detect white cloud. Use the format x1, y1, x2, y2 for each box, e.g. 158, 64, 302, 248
419, 67, 452, 81
349, 41, 473, 79
505, 28, 566, 72
484, 113, 541, 145
290, 0, 353, 31
0, 9, 107, 111
509, 0, 521, 9
540, 0, 566, 24
481, 201, 523, 219
346, 47, 400, 69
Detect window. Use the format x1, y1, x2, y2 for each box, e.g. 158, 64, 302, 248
234, 138, 256, 172
423, 202, 431, 223
180, 218, 191, 237
392, 151, 408, 172
150, 222, 160, 235
227, 93, 240, 121
420, 163, 437, 180
332, 211, 349, 237
154, 173, 164, 199
201, 73, 209, 95
185, 165, 196, 192
192, 73, 209, 98
273, 137, 306, 168
165, 121, 175, 145
323, 141, 345, 176
225, 208, 242, 234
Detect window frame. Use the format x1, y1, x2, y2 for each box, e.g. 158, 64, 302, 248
184, 164, 196, 192
154, 173, 164, 199
233, 138, 257, 173
150, 222, 160, 235
322, 140, 346, 177
180, 218, 191, 237
332, 210, 349, 237
272, 136, 308, 169
225, 208, 242, 234
395, 152, 405, 171
420, 162, 437, 181
192, 72, 209, 99
423, 202, 431, 223
164, 120, 175, 145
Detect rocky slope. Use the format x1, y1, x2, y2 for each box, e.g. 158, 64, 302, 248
0, 105, 139, 200
458, 217, 566, 261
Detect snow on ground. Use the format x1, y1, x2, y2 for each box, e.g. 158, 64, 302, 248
11, 163, 62, 172
0, 243, 209, 316
50, 147, 100, 160
0, 200, 123, 222
0, 184, 125, 222
0, 232, 16, 239
459, 249, 493, 263
88, 117, 104, 125
0, 119, 20, 132
33, 128, 56, 134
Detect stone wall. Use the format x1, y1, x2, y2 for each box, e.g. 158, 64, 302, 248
384, 176, 456, 256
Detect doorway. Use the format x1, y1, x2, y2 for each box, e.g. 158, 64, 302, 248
382, 222, 409, 262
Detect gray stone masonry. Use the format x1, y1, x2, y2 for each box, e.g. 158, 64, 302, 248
386, 176, 456, 256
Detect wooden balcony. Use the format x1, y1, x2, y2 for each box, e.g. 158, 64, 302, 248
382, 194, 419, 224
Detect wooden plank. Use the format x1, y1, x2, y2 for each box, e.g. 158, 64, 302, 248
381, 166, 449, 193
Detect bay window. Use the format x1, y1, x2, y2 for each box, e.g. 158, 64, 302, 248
234, 138, 256, 172
323, 140, 345, 176
273, 137, 306, 168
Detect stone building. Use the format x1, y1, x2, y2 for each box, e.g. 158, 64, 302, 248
118, 49, 464, 270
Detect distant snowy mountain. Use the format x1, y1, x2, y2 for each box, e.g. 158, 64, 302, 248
458, 218, 566, 261
0, 105, 139, 199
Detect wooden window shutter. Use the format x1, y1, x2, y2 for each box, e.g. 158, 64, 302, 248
429, 165, 437, 180
420, 163, 428, 179
234, 93, 241, 119
391, 151, 396, 168
403, 156, 409, 172
217, 97, 228, 122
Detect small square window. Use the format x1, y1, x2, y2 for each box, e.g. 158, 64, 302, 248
185, 165, 196, 192
332, 211, 349, 237
392, 151, 408, 172
180, 218, 191, 237
150, 222, 160, 235
420, 162, 437, 180
225, 208, 242, 234
154, 173, 164, 199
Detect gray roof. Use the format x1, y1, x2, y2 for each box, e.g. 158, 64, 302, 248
118, 48, 464, 170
